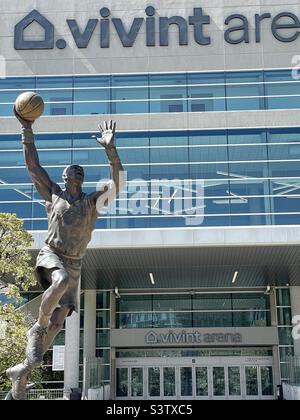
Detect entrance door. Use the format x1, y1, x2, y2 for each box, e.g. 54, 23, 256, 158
228, 366, 242, 399
147, 367, 161, 398
212, 367, 226, 399
163, 367, 177, 399
115, 357, 275, 400
179, 367, 193, 399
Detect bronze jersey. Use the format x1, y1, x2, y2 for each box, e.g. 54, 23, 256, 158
45, 191, 98, 259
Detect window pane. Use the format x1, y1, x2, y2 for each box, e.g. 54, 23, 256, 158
279, 347, 294, 363
153, 295, 191, 311
131, 368, 143, 397
196, 367, 208, 396
277, 307, 292, 326
276, 289, 291, 307
278, 327, 293, 345
228, 367, 241, 396
180, 367, 193, 397
261, 367, 274, 396
96, 292, 110, 309
193, 294, 232, 310
163, 367, 176, 397
232, 293, 270, 310
96, 311, 110, 329
245, 366, 258, 396
96, 330, 110, 347
117, 295, 152, 312
116, 368, 128, 397
213, 367, 225, 396
148, 367, 160, 397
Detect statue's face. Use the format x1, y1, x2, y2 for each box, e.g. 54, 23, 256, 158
63, 165, 84, 184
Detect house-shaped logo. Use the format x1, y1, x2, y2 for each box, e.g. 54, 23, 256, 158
14, 10, 55, 50
145, 331, 159, 344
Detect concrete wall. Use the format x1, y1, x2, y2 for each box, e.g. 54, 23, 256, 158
0, 0, 299, 77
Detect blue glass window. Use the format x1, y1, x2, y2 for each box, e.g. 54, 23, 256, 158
36, 76, 73, 116
188, 72, 225, 112
74, 76, 110, 115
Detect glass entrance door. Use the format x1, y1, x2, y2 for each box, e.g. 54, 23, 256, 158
245, 366, 259, 398
163, 367, 176, 398
148, 367, 161, 398
116, 357, 275, 400
228, 367, 242, 399
212, 367, 226, 399
180, 367, 193, 399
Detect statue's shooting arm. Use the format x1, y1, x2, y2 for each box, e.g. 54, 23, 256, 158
90, 120, 125, 207
16, 110, 61, 202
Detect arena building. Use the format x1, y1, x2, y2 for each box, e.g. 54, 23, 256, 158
1, 0, 300, 400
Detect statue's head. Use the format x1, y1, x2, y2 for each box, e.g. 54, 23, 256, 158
62, 165, 85, 185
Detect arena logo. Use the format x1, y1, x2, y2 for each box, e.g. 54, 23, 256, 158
14, 7, 300, 50
145, 330, 243, 345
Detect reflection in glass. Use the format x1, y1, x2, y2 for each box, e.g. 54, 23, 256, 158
116, 368, 128, 397
245, 367, 258, 396
213, 367, 225, 396
228, 367, 241, 396
261, 367, 274, 396
196, 367, 208, 396
131, 368, 143, 397
148, 367, 160, 397
163, 367, 176, 397
180, 367, 193, 396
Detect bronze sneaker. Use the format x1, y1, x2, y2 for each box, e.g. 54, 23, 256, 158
6, 363, 31, 400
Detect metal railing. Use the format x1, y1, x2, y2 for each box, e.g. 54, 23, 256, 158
0, 389, 64, 400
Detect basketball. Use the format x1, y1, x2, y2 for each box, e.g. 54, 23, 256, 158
15, 92, 44, 122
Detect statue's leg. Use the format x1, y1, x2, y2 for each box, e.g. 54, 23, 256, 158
27, 268, 70, 367
38, 268, 70, 328
43, 306, 70, 353
6, 269, 70, 400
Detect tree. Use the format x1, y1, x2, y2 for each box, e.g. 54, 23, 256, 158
0, 213, 41, 391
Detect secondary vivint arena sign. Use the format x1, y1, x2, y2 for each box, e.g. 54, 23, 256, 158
14, 7, 300, 50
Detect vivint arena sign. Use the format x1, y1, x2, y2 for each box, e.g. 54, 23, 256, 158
14, 7, 300, 50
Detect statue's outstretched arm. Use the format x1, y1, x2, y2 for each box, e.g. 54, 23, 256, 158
90, 120, 125, 208
15, 108, 61, 202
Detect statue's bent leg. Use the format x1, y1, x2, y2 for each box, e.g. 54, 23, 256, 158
26, 268, 69, 368
43, 306, 70, 353
38, 268, 70, 328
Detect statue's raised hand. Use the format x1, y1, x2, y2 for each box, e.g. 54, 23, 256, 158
14, 106, 33, 130
93, 120, 116, 149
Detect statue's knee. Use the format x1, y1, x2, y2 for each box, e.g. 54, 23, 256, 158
52, 270, 69, 291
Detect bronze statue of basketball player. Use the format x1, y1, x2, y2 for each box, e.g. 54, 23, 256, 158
6, 111, 124, 400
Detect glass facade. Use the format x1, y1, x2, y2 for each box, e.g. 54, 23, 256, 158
116, 292, 271, 329
1, 69, 300, 117
2, 127, 300, 229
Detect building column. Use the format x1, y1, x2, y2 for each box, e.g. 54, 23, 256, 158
82, 290, 96, 399
290, 287, 300, 356
270, 288, 281, 386
63, 286, 81, 398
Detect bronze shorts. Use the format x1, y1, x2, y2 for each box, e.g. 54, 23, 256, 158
35, 246, 82, 316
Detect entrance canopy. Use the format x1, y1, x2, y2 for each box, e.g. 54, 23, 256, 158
31, 226, 300, 290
